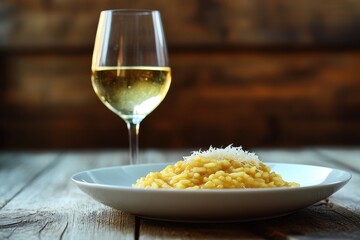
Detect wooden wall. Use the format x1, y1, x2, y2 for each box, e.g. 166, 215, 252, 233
1, 0, 360, 150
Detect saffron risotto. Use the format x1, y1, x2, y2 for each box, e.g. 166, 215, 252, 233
133, 146, 299, 189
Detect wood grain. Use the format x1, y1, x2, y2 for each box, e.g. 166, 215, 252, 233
139, 203, 360, 239
0, 153, 57, 208
0, 152, 135, 239
0, 149, 359, 239
315, 149, 360, 212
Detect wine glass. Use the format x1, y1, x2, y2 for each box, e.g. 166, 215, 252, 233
91, 10, 171, 164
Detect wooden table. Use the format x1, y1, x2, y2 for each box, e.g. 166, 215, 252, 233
1, 149, 359, 239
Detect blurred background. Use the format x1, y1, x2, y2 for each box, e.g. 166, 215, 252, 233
0, 0, 359, 150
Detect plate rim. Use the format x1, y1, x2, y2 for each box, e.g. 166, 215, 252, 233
71, 162, 352, 222
71, 162, 352, 193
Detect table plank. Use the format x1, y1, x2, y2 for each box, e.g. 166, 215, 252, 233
139, 204, 360, 240
317, 148, 360, 173
315, 149, 360, 215
0, 152, 136, 240
1, 149, 359, 240
0, 152, 57, 209
139, 149, 360, 239
139, 219, 263, 240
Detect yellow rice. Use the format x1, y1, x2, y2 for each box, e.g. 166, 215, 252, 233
133, 146, 299, 189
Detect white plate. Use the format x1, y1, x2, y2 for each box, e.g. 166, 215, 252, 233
71, 163, 351, 222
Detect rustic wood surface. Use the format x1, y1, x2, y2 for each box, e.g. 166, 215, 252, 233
0, 149, 359, 239
1, 0, 360, 150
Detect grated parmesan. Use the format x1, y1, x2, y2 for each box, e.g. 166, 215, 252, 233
183, 145, 260, 165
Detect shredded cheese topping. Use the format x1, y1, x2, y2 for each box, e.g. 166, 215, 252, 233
183, 145, 260, 165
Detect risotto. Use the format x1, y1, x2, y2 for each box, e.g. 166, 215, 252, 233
133, 146, 299, 189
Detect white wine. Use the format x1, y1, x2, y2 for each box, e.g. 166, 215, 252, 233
92, 66, 171, 122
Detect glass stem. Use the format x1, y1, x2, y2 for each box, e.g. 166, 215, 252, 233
127, 122, 140, 164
